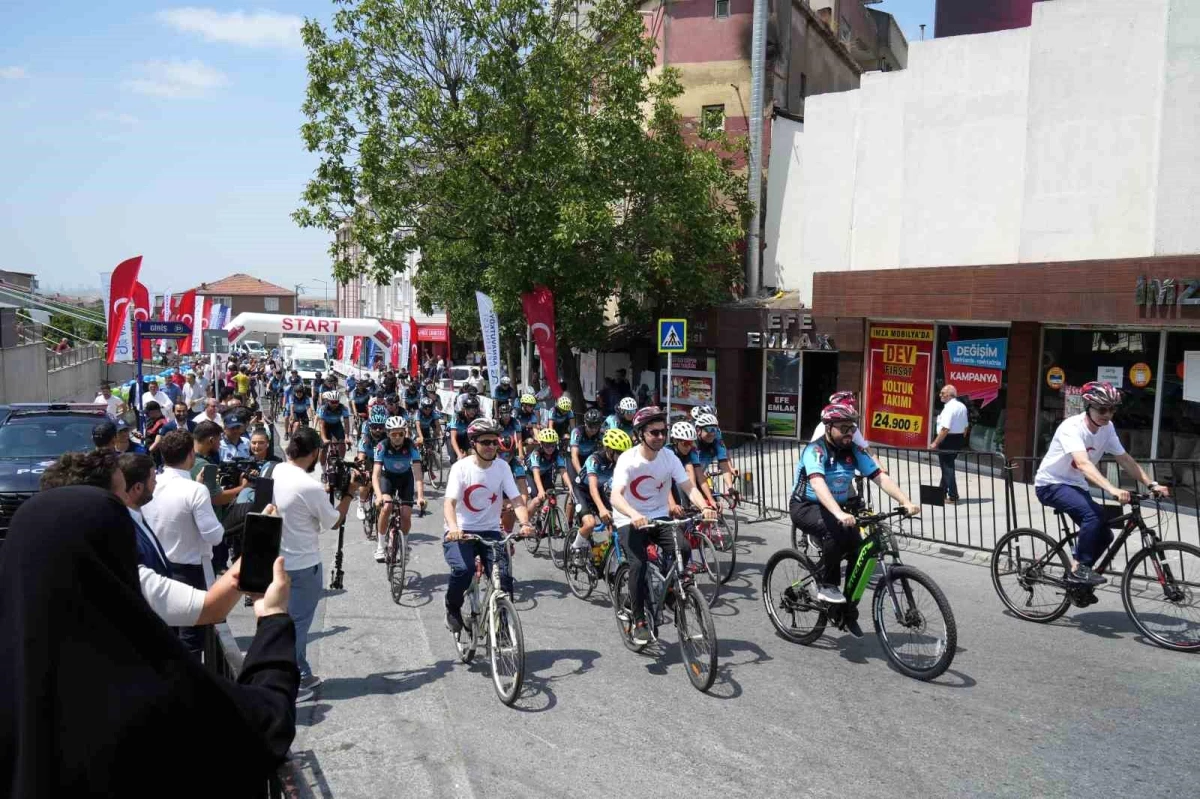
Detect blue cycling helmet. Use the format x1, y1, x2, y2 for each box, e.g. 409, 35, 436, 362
369, 406, 389, 425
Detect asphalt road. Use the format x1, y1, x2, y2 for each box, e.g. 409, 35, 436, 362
229, 441, 1200, 799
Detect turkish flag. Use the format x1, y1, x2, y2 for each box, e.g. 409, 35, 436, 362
105, 256, 142, 363
132, 282, 153, 360
521, 285, 562, 398
174, 290, 197, 354
335, 337, 344, 360
409, 317, 419, 376
352, 337, 362, 364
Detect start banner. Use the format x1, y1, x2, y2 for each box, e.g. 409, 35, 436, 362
864, 323, 934, 448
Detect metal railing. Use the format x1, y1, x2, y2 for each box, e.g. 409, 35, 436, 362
46, 341, 102, 370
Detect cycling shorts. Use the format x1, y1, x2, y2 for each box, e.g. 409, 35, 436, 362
293, 411, 309, 423
378, 470, 415, 504
323, 422, 346, 440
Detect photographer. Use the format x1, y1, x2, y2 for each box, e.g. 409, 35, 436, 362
220, 427, 283, 557
218, 414, 251, 462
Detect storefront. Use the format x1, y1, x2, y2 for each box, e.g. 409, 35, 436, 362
810, 256, 1200, 462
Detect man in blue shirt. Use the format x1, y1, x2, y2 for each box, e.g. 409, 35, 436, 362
790, 403, 919, 636
218, 415, 251, 462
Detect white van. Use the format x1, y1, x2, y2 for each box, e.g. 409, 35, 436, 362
290, 345, 329, 384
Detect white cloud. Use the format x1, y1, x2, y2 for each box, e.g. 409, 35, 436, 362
124, 59, 227, 98
0, 66, 27, 80
95, 110, 141, 126
155, 7, 303, 50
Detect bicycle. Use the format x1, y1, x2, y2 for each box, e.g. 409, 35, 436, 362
764, 506, 957, 681
419, 435, 443, 490
706, 464, 741, 552
355, 463, 377, 540
991, 492, 1200, 652
563, 521, 616, 601
611, 519, 719, 692
526, 489, 569, 569
450, 532, 528, 706
380, 498, 425, 604
682, 516, 724, 606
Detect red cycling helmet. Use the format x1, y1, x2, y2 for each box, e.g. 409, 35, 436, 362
820, 402, 859, 424
1080, 381, 1122, 409
828, 390, 857, 406
632, 405, 666, 430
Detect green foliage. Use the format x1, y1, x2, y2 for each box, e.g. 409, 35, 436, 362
295, 0, 749, 351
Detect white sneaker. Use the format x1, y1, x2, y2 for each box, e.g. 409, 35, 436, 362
356, 503, 366, 521
817, 584, 847, 604
374, 547, 386, 563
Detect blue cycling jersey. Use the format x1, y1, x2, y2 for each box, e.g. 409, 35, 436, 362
689, 440, 729, 472
603, 414, 635, 437
319, 403, 350, 424
415, 409, 443, 430
350, 390, 372, 410
791, 441, 880, 505
358, 430, 384, 458
576, 451, 616, 498
570, 427, 602, 461
515, 409, 538, 433
527, 448, 565, 475
496, 418, 522, 464
291, 397, 311, 414
374, 440, 418, 474
551, 410, 574, 430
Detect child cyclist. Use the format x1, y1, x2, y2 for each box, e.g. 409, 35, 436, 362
569, 428, 633, 565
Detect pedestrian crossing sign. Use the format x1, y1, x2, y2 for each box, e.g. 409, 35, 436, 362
658, 319, 687, 353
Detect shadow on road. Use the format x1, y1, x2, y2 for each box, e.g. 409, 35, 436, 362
397, 569, 448, 608
513, 647, 603, 713
307, 624, 349, 644
313, 661, 458, 702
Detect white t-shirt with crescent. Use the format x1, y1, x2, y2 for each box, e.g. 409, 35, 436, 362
1034, 413, 1126, 490
611, 446, 690, 528
446, 456, 521, 532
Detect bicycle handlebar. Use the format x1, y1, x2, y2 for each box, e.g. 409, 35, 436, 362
855, 507, 914, 526
456, 531, 527, 547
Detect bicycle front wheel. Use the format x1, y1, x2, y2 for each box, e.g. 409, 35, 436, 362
872, 565, 957, 681
991, 527, 1071, 623
1122, 542, 1200, 652
547, 505, 568, 570
690, 534, 722, 607
564, 547, 598, 600
762, 548, 827, 644
489, 596, 525, 706
676, 583, 718, 692
454, 587, 478, 664
389, 529, 408, 605
611, 564, 648, 653
425, 450, 442, 490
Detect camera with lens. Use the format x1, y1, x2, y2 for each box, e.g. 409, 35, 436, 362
217, 458, 260, 489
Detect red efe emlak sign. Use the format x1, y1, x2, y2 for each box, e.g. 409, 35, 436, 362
864, 323, 934, 448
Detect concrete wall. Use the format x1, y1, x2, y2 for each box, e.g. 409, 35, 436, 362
770, 0, 1200, 304
0, 345, 136, 404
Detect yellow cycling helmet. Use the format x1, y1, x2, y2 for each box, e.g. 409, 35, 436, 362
536, 428, 560, 444
519, 393, 537, 406
556, 396, 573, 411
602, 428, 633, 452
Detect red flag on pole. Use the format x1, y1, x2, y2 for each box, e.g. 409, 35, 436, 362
174, 290, 197, 355
132, 282, 153, 360
105, 256, 142, 363
521, 285, 562, 399
409, 317, 420, 377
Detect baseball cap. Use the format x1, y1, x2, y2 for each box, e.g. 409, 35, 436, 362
224, 414, 245, 428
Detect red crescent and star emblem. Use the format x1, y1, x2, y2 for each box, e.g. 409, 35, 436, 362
463, 483, 498, 512
629, 474, 662, 502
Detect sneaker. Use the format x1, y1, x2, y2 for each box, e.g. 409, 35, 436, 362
570, 545, 589, 566
1068, 564, 1107, 586
300, 674, 323, 691
445, 610, 464, 634
817, 584, 847, 604
374, 547, 386, 563
845, 618, 864, 639
296, 686, 315, 703
356, 503, 366, 521
630, 621, 651, 645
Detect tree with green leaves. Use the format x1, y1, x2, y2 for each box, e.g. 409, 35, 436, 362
295, 0, 748, 398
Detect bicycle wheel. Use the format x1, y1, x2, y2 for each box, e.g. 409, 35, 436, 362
791, 525, 822, 560
525, 516, 542, 555
689, 533, 722, 607
991, 527, 1071, 623
1121, 542, 1200, 652
708, 518, 736, 584
362, 500, 376, 540
547, 505, 568, 570
488, 595, 525, 706
611, 564, 648, 653
564, 547, 598, 600
389, 528, 408, 605
762, 548, 827, 644
872, 564, 957, 681
425, 450, 442, 490
454, 586, 478, 663
676, 583, 718, 692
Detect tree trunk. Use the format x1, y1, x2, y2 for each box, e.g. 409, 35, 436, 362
557, 344, 588, 411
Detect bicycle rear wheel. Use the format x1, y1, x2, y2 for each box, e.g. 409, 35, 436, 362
676, 583, 718, 692
991, 527, 1071, 623
873, 564, 956, 681
564, 540, 598, 599
707, 519, 736, 584
1122, 542, 1200, 652
454, 587, 478, 663
689, 533, 722, 607
489, 596, 525, 706
362, 500, 377, 540
525, 517, 542, 555
389, 527, 408, 605
425, 449, 442, 490
547, 505, 568, 570
611, 564, 648, 652
762, 548, 827, 644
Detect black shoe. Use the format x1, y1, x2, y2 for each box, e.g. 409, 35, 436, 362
1067, 564, 1107, 586
445, 610, 464, 633
845, 618, 864, 639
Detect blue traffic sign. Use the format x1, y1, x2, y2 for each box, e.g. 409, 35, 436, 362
136, 320, 192, 339
658, 318, 687, 353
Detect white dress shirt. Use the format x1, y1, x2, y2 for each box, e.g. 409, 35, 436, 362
143, 467, 225, 582
130, 508, 205, 626
273, 460, 341, 571
141, 389, 171, 411
937, 397, 970, 435
192, 410, 224, 429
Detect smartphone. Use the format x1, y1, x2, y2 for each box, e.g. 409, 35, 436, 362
239, 513, 283, 594
250, 476, 274, 514
200, 463, 218, 493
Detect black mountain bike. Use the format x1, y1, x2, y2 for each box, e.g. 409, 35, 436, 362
991, 492, 1200, 652
764, 506, 957, 681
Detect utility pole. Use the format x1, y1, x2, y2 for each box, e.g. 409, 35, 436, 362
745, 0, 768, 299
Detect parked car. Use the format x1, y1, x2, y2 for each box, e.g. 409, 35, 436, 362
0, 403, 107, 545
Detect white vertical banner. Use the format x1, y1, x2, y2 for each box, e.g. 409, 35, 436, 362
475, 291, 502, 391
579, 349, 598, 401
190, 295, 205, 354
158, 287, 172, 353
398, 324, 410, 375
100, 272, 134, 362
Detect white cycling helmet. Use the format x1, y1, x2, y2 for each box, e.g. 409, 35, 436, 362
690, 404, 715, 421
385, 416, 408, 432
694, 413, 719, 429
618, 397, 637, 413
671, 420, 697, 441
322, 390, 339, 402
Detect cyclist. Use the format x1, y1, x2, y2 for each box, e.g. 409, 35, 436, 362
383, 393, 406, 425
495, 402, 528, 531
403, 379, 422, 413
569, 408, 605, 478
442, 418, 536, 634
515, 393, 540, 442
605, 397, 638, 438
317, 390, 350, 449
1034, 381, 1167, 587
350, 379, 373, 435
267, 370, 283, 415
453, 382, 480, 414
569, 428, 633, 564
289, 384, 312, 439
414, 397, 445, 463
609, 406, 717, 645
448, 396, 482, 464
372, 417, 426, 563
526, 428, 569, 514
354, 405, 389, 522
549, 396, 575, 441
492, 375, 516, 404
790, 402, 920, 637
423, 379, 443, 412
666, 419, 701, 511
690, 413, 737, 506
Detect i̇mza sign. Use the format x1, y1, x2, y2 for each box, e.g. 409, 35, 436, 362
1136, 276, 1200, 307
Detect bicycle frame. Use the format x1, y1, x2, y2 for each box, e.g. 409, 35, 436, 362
642, 520, 693, 635
1033, 499, 1160, 584
461, 534, 519, 654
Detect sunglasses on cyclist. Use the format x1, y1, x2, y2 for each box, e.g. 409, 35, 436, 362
475, 438, 500, 447
832, 424, 858, 434
643, 427, 667, 438
702, 426, 720, 435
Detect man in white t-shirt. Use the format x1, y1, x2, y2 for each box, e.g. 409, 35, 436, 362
930, 384, 970, 502
94, 383, 125, 419
609, 406, 716, 645
442, 417, 535, 633
1034, 381, 1166, 587
140, 378, 171, 414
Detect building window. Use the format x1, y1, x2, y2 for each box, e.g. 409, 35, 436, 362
264, 297, 280, 312
209, 295, 233, 307
715, 0, 730, 19
701, 104, 725, 136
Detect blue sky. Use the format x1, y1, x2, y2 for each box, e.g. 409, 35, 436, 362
0, 1, 934, 297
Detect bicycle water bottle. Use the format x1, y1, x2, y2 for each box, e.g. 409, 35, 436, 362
592, 539, 609, 567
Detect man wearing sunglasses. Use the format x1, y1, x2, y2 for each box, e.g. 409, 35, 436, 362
791, 402, 920, 637
1034, 381, 1167, 588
